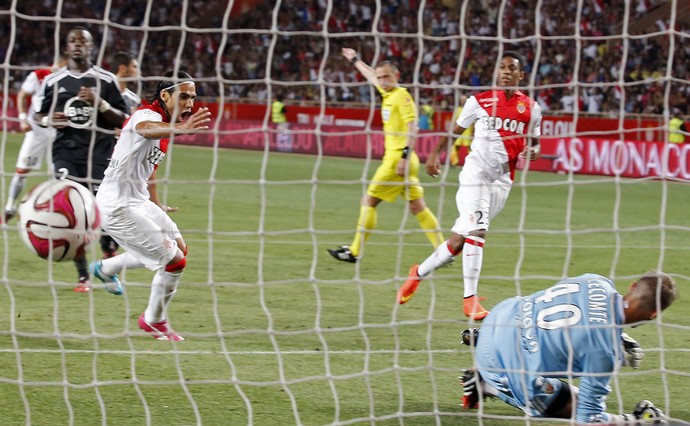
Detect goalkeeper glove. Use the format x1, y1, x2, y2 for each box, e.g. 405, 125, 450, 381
461, 328, 480, 346
632, 400, 666, 424
621, 332, 644, 369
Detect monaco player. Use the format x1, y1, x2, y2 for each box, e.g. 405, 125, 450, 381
398, 51, 542, 320
90, 71, 211, 341
4, 54, 67, 222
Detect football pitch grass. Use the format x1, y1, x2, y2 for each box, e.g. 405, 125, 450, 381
1, 132, 689, 425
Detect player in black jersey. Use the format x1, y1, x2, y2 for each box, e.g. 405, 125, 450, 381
35, 26, 128, 292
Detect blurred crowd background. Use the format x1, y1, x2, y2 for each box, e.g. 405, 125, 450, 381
2, 0, 689, 117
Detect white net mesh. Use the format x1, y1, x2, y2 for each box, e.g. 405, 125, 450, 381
1, 0, 690, 424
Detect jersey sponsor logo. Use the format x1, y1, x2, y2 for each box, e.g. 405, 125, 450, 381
382, 107, 391, 122
146, 145, 166, 165
63, 96, 94, 128
480, 116, 526, 134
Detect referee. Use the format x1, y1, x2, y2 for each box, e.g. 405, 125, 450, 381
328, 48, 444, 263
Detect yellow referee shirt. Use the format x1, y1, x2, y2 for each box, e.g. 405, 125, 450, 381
377, 85, 416, 156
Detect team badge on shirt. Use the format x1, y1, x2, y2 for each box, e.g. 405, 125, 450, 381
517, 102, 526, 114
63, 96, 95, 128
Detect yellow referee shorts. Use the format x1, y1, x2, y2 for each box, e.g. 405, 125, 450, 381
367, 152, 424, 202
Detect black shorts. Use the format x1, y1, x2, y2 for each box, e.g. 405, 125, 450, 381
53, 158, 108, 195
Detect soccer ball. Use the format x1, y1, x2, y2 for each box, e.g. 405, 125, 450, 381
17, 180, 100, 262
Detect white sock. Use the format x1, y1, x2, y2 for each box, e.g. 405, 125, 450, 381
462, 236, 485, 298
144, 268, 182, 324
418, 240, 458, 276
5, 174, 26, 211
101, 252, 145, 276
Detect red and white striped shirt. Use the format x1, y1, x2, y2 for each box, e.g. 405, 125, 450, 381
457, 90, 542, 181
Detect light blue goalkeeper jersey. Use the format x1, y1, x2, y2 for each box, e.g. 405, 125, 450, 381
475, 273, 626, 423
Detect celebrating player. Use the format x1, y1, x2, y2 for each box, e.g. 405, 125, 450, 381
460, 271, 677, 423
91, 71, 211, 341
4, 54, 68, 222
111, 51, 175, 213
328, 48, 444, 263
35, 26, 128, 291
398, 51, 542, 320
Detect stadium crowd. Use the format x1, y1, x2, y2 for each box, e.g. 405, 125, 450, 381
4, 0, 689, 116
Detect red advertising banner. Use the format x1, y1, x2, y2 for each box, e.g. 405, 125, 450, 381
219, 101, 666, 142
529, 137, 690, 179
179, 120, 689, 179
4, 98, 685, 179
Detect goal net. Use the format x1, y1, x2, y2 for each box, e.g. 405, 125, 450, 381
1, 0, 689, 424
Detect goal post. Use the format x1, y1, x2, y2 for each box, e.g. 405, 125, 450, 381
1, 1, 690, 425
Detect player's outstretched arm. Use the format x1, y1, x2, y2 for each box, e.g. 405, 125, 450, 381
341, 48, 379, 87
136, 107, 211, 139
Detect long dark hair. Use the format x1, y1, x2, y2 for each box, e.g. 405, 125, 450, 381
150, 70, 193, 106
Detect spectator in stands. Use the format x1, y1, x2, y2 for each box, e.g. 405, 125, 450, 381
560, 87, 578, 112
418, 101, 434, 131
8, 0, 687, 116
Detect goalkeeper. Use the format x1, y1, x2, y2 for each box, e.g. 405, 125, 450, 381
328, 48, 443, 263
460, 271, 677, 424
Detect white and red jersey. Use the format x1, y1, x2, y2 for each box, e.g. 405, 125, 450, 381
457, 90, 542, 181
22, 67, 53, 120
97, 103, 170, 213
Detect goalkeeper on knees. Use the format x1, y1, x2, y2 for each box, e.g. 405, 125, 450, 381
459, 272, 678, 423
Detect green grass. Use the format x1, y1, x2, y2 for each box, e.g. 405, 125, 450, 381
1, 132, 689, 425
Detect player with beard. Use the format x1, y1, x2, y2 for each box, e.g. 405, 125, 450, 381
90, 71, 211, 341
35, 26, 127, 292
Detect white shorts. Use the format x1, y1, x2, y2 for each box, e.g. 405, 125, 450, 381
101, 200, 182, 270
450, 165, 511, 236
15, 124, 56, 170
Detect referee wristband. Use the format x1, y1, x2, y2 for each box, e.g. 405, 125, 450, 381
18, 112, 27, 121
98, 100, 111, 113
401, 146, 410, 159
350, 55, 360, 65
